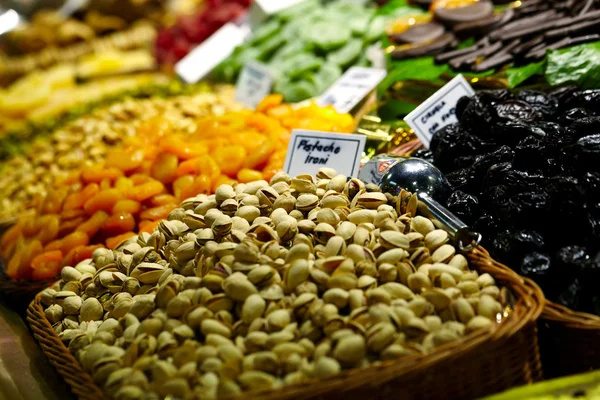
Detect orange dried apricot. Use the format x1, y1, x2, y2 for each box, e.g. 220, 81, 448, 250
82, 165, 123, 183
76, 211, 109, 239
106, 149, 145, 172
150, 194, 177, 207
213, 145, 246, 177
140, 204, 177, 221
150, 152, 179, 184
60, 231, 90, 254
139, 220, 160, 234
63, 183, 100, 211
84, 189, 123, 214
237, 168, 264, 183
127, 180, 164, 202
243, 140, 274, 170
106, 232, 137, 249
102, 212, 136, 237
173, 175, 195, 200
180, 175, 211, 200
112, 199, 142, 215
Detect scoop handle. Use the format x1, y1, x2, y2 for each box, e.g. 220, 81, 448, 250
416, 192, 482, 252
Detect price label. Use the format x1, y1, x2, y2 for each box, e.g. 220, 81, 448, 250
175, 23, 247, 84
284, 130, 366, 178
404, 74, 475, 148
317, 67, 387, 114
249, 0, 307, 27
235, 62, 274, 109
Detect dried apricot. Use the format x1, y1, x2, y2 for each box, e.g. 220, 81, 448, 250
102, 212, 135, 237
127, 180, 164, 202
63, 183, 100, 211
150, 152, 179, 184
139, 220, 160, 234
150, 194, 177, 207
106, 149, 145, 172
106, 232, 137, 249
61, 231, 90, 254
213, 145, 246, 177
76, 211, 109, 239
173, 175, 194, 200
112, 199, 142, 215
84, 189, 123, 214
243, 140, 274, 170
237, 168, 264, 183
82, 165, 123, 183
180, 175, 211, 200
140, 204, 177, 221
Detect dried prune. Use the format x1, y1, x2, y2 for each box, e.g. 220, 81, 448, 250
446, 190, 479, 225
446, 168, 475, 192
556, 278, 583, 311
472, 146, 514, 180
558, 108, 597, 126
506, 191, 551, 228
518, 90, 558, 118
570, 116, 600, 135
562, 134, 600, 172
490, 229, 545, 265
494, 100, 542, 123
514, 136, 544, 171
555, 245, 591, 278
479, 89, 514, 106
491, 121, 545, 146
563, 89, 600, 110
412, 149, 434, 164
455, 95, 471, 121
549, 86, 578, 109
581, 172, 600, 198
520, 252, 552, 288
432, 125, 488, 172
459, 95, 496, 135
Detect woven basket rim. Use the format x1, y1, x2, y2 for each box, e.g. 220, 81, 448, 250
542, 300, 600, 329
27, 245, 545, 400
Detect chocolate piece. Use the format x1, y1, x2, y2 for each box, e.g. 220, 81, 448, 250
545, 18, 600, 39
435, 38, 487, 64
448, 40, 502, 70
473, 53, 513, 72
512, 35, 545, 56
392, 22, 446, 44
501, 17, 575, 41
453, 8, 514, 37
577, 0, 594, 16
489, 10, 561, 41
390, 32, 456, 60
434, 0, 494, 26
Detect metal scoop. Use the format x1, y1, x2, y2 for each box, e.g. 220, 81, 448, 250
380, 157, 482, 252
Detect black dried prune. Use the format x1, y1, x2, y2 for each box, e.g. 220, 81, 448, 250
432, 125, 487, 172
478, 89, 515, 106
473, 212, 502, 236
518, 90, 559, 119
570, 116, 600, 136
446, 168, 475, 192
490, 229, 545, 265
472, 145, 514, 180
581, 172, 600, 198
514, 136, 544, 171
483, 184, 510, 207
558, 108, 597, 125
563, 89, 600, 110
483, 164, 543, 194
520, 252, 552, 287
491, 121, 546, 147
549, 86, 578, 109
561, 134, 600, 173
412, 149, 434, 164
455, 95, 471, 121
494, 100, 543, 123
459, 95, 496, 136
556, 278, 583, 311
446, 190, 479, 225
555, 245, 591, 279
506, 191, 551, 228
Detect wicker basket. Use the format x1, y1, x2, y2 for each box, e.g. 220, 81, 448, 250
27, 246, 544, 400
538, 301, 600, 379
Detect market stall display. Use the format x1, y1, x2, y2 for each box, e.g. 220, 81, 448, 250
155, 0, 251, 65
27, 168, 544, 400
0, 95, 354, 284
212, 0, 387, 102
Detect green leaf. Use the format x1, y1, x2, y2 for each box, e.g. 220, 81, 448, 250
506, 60, 546, 88
379, 57, 449, 94
545, 41, 600, 89
375, 0, 425, 17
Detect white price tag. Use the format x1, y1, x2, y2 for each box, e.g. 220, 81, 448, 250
249, 0, 307, 27
317, 67, 387, 114
284, 130, 366, 178
175, 23, 247, 84
235, 62, 274, 109
405, 74, 475, 148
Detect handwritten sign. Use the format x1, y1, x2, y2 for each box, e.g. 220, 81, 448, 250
249, 0, 307, 27
405, 75, 475, 148
235, 62, 274, 109
175, 23, 247, 84
284, 130, 366, 177
317, 67, 387, 114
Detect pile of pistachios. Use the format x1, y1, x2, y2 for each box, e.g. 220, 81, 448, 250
40, 168, 507, 400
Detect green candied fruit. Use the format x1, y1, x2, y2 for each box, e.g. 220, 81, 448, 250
327, 40, 362, 68
300, 22, 352, 52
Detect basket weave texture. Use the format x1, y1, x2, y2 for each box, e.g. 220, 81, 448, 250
539, 301, 600, 379
28, 247, 544, 400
